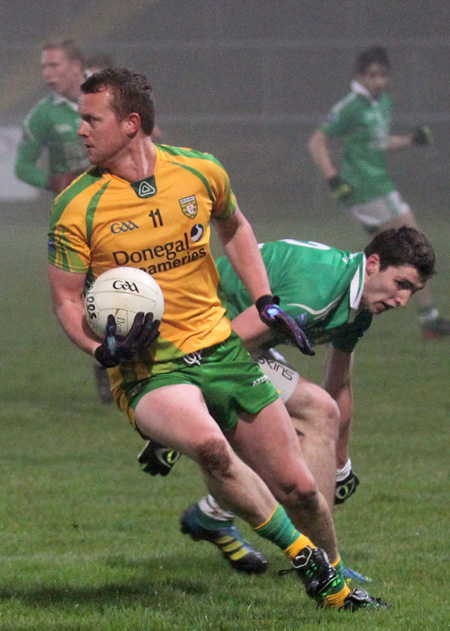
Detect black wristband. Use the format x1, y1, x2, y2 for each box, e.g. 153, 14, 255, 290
328, 175, 341, 189
255, 294, 280, 313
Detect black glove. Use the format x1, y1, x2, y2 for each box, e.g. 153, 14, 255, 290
256, 295, 315, 356
137, 440, 181, 476
334, 470, 360, 505
411, 125, 433, 146
328, 175, 353, 202
94, 312, 160, 368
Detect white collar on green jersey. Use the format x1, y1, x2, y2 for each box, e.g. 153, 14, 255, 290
50, 73, 88, 110
348, 255, 367, 321
350, 80, 378, 104
51, 93, 79, 110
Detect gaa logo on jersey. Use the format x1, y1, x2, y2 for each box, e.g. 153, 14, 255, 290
179, 195, 198, 219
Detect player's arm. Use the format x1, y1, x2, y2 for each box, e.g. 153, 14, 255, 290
213, 204, 272, 302
231, 306, 274, 353
387, 125, 433, 151
322, 344, 354, 470
386, 134, 415, 151
322, 344, 361, 504
307, 130, 352, 202
47, 264, 100, 356
213, 205, 313, 354
307, 129, 339, 180
15, 133, 49, 189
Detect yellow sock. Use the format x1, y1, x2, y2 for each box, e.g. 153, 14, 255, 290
283, 534, 316, 560
322, 583, 351, 609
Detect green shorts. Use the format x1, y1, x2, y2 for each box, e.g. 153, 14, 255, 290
128, 333, 279, 433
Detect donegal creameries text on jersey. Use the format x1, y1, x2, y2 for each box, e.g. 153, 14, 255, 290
48, 144, 236, 374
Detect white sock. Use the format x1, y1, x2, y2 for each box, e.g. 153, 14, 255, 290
336, 458, 352, 482
198, 494, 236, 522
418, 307, 439, 323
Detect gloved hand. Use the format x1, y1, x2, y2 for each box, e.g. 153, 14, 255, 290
328, 175, 353, 202
411, 125, 433, 146
256, 295, 315, 356
335, 469, 360, 505
138, 440, 181, 476
94, 312, 160, 368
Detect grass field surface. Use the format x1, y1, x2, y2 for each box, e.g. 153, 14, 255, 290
0, 197, 449, 630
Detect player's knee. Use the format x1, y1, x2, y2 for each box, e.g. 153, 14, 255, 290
290, 387, 339, 443
317, 393, 340, 442
195, 436, 233, 479
276, 470, 319, 510
286, 485, 320, 514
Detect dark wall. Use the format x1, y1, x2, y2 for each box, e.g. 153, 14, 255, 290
2, 0, 449, 213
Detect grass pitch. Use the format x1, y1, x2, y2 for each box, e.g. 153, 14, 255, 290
0, 197, 449, 630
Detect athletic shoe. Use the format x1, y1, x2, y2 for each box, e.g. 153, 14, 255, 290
180, 505, 268, 574
281, 546, 340, 602
341, 587, 388, 610
93, 362, 113, 403
342, 566, 373, 584
421, 317, 450, 340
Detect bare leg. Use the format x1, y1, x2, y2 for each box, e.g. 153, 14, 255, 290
135, 384, 279, 527
286, 378, 339, 510
228, 397, 339, 562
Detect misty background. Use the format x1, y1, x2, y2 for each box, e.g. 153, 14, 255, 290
1, 0, 449, 221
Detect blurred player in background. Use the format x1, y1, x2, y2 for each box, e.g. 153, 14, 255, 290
15, 38, 90, 195
139, 227, 435, 582
14, 38, 113, 403
307, 46, 450, 340
47, 67, 385, 610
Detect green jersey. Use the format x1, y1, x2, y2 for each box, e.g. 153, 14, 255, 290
320, 80, 396, 205
15, 94, 90, 189
217, 239, 373, 353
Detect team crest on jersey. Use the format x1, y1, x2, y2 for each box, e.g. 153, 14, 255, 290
179, 195, 198, 219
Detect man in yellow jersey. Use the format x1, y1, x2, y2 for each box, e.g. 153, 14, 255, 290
47, 68, 385, 610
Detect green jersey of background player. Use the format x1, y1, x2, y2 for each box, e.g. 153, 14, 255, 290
308, 45, 449, 340
139, 227, 435, 581
15, 38, 111, 405
15, 38, 90, 195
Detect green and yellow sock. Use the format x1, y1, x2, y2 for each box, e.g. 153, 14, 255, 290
320, 555, 350, 609
253, 504, 315, 556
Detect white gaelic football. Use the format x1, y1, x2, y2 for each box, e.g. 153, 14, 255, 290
85, 267, 164, 339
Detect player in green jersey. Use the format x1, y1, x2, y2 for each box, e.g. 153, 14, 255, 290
139, 227, 434, 583
48, 67, 384, 610
14, 38, 90, 195
307, 46, 449, 340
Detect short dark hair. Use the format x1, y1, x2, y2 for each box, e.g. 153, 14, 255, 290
364, 227, 435, 281
81, 68, 155, 136
354, 46, 390, 75
41, 38, 84, 65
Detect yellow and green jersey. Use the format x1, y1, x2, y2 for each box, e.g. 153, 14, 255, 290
48, 144, 236, 388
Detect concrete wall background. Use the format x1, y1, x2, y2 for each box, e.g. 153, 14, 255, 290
2, 0, 449, 213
